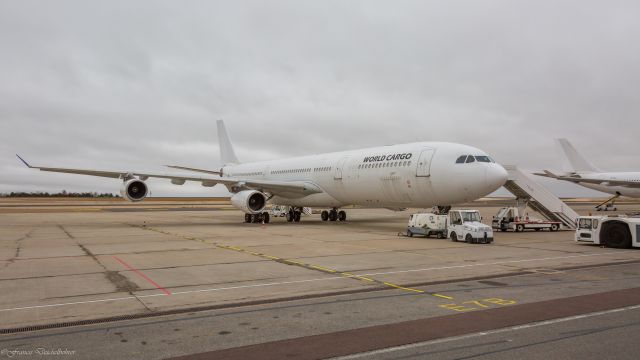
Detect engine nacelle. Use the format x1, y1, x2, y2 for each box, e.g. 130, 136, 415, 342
120, 179, 149, 202
230, 190, 267, 214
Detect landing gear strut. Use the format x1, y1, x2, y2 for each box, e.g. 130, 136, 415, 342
596, 193, 620, 212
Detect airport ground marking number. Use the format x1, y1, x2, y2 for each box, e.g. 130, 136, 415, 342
439, 298, 517, 312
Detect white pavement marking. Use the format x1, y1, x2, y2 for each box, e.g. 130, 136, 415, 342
0, 251, 634, 314
331, 304, 640, 359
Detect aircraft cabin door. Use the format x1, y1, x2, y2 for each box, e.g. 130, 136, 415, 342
416, 149, 435, 177
334, 157, 349, 180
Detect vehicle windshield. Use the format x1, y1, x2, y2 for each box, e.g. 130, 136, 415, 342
475, 156, 492, 163
578, 218, 593, 229
461, 212, 481, 222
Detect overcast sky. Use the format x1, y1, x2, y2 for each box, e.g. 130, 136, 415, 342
1, 0, 639, 197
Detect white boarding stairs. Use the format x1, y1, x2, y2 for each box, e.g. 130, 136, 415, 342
502, 165, 579, 229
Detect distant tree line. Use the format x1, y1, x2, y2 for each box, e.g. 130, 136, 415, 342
0, 190, 120, 198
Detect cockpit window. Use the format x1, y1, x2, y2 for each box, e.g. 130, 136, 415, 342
455, 155, 467, 164
475, 156, 491, 163
465, 155, 475, 163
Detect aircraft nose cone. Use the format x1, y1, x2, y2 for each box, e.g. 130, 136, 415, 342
486, 164, 508, 191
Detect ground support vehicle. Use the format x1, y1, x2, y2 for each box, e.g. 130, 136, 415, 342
492, 206, 560, 232
576, 215, 640, 249
270, 205, 289, 217
406, 210, 493, 244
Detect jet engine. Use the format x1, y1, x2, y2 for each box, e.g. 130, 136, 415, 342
120, 179, 149, 202
230, 190, 267, 214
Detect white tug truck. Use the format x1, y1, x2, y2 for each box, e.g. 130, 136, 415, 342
406, 209, 494, 244
576, 215, 640, 249
492, 206, 561, 232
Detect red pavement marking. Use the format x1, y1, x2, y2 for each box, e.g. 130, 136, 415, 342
112, 256, 171, 296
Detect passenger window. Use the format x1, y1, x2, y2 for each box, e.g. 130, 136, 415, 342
456, 156, 467, 164
466, 155, 475, 163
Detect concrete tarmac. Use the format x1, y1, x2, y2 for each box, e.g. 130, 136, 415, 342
1, 198, 639, 359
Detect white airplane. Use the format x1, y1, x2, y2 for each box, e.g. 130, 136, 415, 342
535, 138, 640, 211
17, 120, 507, 223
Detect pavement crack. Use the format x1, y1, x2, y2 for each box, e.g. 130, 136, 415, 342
0, 230, 31, 271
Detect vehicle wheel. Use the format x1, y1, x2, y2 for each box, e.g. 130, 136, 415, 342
244, 213, 251, 223
437, 232, 445, 239
613, 207, 618, 211
601, 222, 632, 248
294, 211, 301, 223
338, 210, 347, 222
286, 211, 294, 223
329, 210, 338, 222
321, 210, 329, 222
465, 234, 473, 243
550, 224, 559, 232
535, 228, 541, 232
407, 230, 413, 237
516, 224, 525, 232
450, 232, 457, 242
262, 212, 270, 224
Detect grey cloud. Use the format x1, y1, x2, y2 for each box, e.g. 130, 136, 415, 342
1, 0, 639, 197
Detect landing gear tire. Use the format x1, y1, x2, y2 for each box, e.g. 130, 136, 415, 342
321, 211, 329, 222
286, 211, 294, 223
329, 210, 338, 222
450, 232, 457, 242
244, 213, 252, 223
293, 211, 301, 223
338, 210, 347, 222
262, 212, 270, 224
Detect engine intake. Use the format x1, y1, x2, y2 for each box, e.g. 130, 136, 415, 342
230, 190, 267, 214
120, 179, 149, 202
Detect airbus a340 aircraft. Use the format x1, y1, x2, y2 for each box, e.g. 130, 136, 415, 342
535, 138, 640, 211
17, 120, 507, 223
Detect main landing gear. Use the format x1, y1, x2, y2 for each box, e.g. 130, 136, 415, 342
596, 193, 621, 212
286, 208, 303, 223
244, 212, 270, 224
321, 209, 347, 222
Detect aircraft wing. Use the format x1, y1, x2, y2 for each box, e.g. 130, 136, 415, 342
534, 170, 640, 188
164, 165, 221, 175
16, 155, 323, 196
